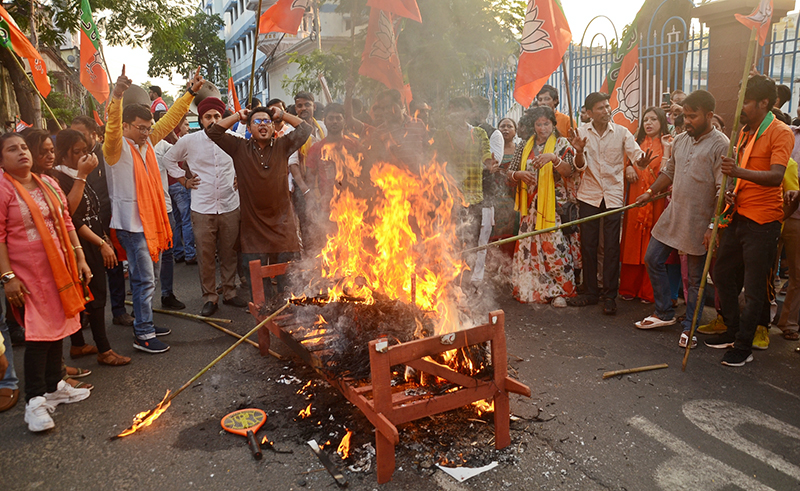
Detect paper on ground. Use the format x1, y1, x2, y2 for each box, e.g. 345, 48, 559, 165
436, 461, 499, 482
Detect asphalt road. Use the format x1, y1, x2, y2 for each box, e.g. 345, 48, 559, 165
2, 262, 799, 490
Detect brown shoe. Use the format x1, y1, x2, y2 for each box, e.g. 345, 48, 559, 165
0, 388, 19, 412
70, 344, 99, 359
97, 350, 131, 366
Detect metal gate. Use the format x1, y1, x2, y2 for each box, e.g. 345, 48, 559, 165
759, 12, 800, 115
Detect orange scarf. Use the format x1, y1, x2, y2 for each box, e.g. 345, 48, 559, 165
633, 136, 665, 229
4, 173, 87, 318
298, 119, 326, 175
127, 141, 172, 261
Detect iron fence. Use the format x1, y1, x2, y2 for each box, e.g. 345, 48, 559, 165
759, 12, 800, 115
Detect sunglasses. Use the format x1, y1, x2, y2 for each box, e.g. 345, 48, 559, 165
252, 118, 273, 125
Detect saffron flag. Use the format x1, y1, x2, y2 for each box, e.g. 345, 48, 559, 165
0, 5, 51, 98
359, 8, 405, 95
599, 18, 642, 133
226, 64, 241, 112
259, 0, 310, 34
513, 0, 572, 108
93, 109, 103, 126
15, 119, 31, 132
366, 0, 422, 23
79, 0, 109, 103
735, 0, 773, 46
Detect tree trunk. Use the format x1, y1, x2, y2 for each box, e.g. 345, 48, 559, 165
0, 48, 39, 127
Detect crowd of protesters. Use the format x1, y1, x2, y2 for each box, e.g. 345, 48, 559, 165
1, 65, 799, 432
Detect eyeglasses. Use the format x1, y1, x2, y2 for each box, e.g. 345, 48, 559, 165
252, 118, 273, 126
131, 124, 153, 134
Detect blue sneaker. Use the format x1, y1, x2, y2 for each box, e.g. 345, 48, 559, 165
154, 326, 171, 336
133, 337, 170, 353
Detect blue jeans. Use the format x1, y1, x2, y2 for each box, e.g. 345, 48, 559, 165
645, 237, 705, 332
0, 317, 19, 391
115, 230, 159, 340
169, 183, 195, 260
159, 212, 175, 297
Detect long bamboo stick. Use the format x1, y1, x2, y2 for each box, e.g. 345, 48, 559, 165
682, 27, 758, 372
248, 0, 265, 107
5, 47, 62, 129
124, 300, 231, 324
204, 319, 283, 360
603, 363, 668, 379
462, 191, 670, 255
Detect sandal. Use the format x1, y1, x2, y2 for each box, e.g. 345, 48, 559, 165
97, 350, 131, 366
566, 295, 598, 307
70, 344, 99, 359
635, 315, 676, 330
63, 377, 94, 390
782, 330, 800, 341
65, 366, 92, 378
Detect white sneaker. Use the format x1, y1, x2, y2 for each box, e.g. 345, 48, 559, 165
44, 380, 91, 407
24, 396, 55, 432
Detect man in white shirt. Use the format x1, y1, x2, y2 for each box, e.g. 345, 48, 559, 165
163, 97, 245, 317
567, 92, 653, 315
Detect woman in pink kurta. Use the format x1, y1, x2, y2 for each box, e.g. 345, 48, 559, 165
0, 133, 92, 432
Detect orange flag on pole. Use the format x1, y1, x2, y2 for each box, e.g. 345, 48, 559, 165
79, 0, 109, 103
366, 0, 422, 23
359, 8, 405, 95
259, 0, 310, 34
513, 0, 571, 108
0, 5, 51, 98
735, 0, 773, 46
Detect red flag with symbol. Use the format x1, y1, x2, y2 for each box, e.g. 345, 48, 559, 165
599, 7, 644, 134
0, 5, 51, 98
735, 0, 773, 46
226, 63, 241, 112
79, 0, 109, 103
259, 0, 310, 34
359, 8, 405, 95
513, 0, 572, 108
366, 0, 422, 23
15, 119, 31, 132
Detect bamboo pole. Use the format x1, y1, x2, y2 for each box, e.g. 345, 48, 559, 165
248, 0, 265, 107
124, 300, 231, 324
682, 27, 758, 372
204, 319, 283, 360
560, 57, 575, 129
462, 191, 670, 255
603, 363, 668, 379
6, 48, 62, 129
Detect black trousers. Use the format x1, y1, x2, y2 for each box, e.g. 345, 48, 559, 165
579, 199, 622, 299
71, 238, 111, 353
24, 339, 63, 402
714, 213, 781, 351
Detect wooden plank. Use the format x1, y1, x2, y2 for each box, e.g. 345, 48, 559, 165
505, 377, 531, 397
261, 262, 289, 278
489, 311, 511, 449
329, 379, 399, 445
385, 324, 495, 366
406, 358, 480, 389
249, 260, 266, 308
391, 384, 497, 425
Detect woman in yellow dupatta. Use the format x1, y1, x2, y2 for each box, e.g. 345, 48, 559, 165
507, 107, 578, 306
620, 107, 671, 303
0, 133, 92, 432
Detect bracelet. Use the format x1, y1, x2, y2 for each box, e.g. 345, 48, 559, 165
303, 189, 310, 195
0, 270, 13, 278
646, 188, 653, 194
98, 239, 106, 248
511, 171, 517, 181
76, 177, 87, 183
72, 245, 83, 251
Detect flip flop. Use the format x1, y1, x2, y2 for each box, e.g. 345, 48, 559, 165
782, 330, 800, 341
65, 366, 92, 378
635, 316, 676, 330
63, 378, 94, 391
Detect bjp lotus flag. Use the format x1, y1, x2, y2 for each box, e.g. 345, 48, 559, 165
0, 5, 51, 98
599, 8, 645, 134
735, 0, 773, 45
513, 0, 571, 108
226, 63, 241, 112
259, 0, 310, 34
79, 0, 109, 103
359, 8, 405, 95
366, 0, 421, 23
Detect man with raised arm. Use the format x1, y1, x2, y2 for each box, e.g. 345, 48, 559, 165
103, 66, 205, 354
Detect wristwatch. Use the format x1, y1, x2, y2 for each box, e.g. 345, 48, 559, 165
187, 86, 196, 96
0, 271, 16, 284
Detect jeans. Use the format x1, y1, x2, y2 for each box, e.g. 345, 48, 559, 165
159, 212, 176, 298
115, 230, 159, 340
0, 312, 19, 391
242, 252, 298, 301
579, 200, 622, 299
24, 339, 62, 402
645, 237, 705, 332
107, 261, 127, 318
714, 214, 781, 351
169, 183, 195, 260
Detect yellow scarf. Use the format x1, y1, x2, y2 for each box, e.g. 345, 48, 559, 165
515, 134, 557, 230
298, 119, 327, 174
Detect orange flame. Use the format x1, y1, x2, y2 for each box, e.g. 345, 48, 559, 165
298, 403, 312, 418
472, 399, 494, 417
296, 380, 313, 394
314, 315, 327, 326
115, 390, 171, 438
261, 435, 273, 445
337, 428, 353, 459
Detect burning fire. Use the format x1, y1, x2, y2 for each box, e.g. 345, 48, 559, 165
472, 399, 494, 417
337, 428, 353, 459
115, 390, 171, 438
261, 435, 273, 445
298, 403, 312, 419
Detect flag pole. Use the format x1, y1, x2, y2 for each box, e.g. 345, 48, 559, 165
560, 56, 575, 129
248, 0, 265, 107
5, 48, 62, 130
682, 26, 758, 371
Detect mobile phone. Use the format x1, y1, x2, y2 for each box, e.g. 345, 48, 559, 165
661, 92, 671, 105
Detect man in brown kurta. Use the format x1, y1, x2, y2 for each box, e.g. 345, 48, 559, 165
206, 106, 311, 299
